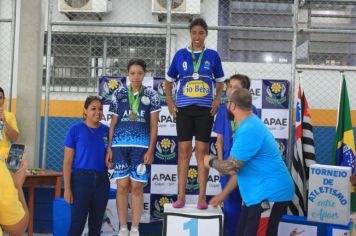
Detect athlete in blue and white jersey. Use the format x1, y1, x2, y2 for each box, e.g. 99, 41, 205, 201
165, 18, 225, 210
167, 47, 225, 108
106, 59, 160, 236
109, 86, 161, 148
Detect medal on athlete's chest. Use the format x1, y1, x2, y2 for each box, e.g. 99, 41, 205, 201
128, 86, 142, 121
129, 111, 138, 121
191, 46, 205, 81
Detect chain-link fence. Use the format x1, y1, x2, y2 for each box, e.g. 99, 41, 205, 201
0, 0, 15, 111
2, 0, 356, 171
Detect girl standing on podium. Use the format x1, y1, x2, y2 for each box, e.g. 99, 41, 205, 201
106, 59, 161, 236
165, 18, 225, 209
63, 96, 110, 236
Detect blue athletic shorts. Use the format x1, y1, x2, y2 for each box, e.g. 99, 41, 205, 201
111, 146, 149, 183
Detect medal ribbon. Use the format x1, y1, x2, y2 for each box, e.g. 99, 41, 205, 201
128, 85, 143, 115
231, 121, 238, 134
191, 45, 205, 74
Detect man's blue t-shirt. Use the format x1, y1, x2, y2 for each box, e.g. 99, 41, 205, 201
109, 86, 161, 148
166, 47, 225, 108
64, 122, 109, 171
230, 115, 294, 206
213, 104, 258, 160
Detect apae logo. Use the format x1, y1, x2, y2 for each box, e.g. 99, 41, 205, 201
151, 173, 177, 183
158, 80, 177, 103
158, 114, 176, 123
209, 141, 217, 157
102, 79, 122, 101
266, 82, 287, 105
264, 117, 288, 127
153, 196, 173, 219
276, 140, 286, 161
186, 167, 199, 193
155, 138, 177, 161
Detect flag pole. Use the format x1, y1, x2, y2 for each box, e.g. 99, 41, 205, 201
336, 71, 344, 130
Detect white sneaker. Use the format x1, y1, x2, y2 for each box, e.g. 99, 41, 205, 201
129, 228, 140, 236
118, 228, 129, 236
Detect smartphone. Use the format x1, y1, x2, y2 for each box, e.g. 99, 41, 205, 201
6, 144, 25, 172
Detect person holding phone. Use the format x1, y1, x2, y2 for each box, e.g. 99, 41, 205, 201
63, 96, 110, 236
165, 18, 225, 210
106, 59, 161, 236
0, 159, 29, 236
0, 87, 19, 161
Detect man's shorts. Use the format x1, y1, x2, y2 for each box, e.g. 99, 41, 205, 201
176, 105, 214, 143
111, 146, 149, 183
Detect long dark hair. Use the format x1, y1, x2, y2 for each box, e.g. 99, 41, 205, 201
0, 87, 5, 98
189, 17, 208, 33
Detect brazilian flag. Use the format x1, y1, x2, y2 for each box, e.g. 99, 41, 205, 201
332, 75, 356, 210
332, 75, 355, 171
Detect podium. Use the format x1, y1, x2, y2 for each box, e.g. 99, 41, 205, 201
163, 204, 223, 236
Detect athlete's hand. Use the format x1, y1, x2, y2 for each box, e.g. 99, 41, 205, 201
166, 98, 177, 118
210, 98, 220, 116
144, 149, 154, 164
105, 148, 113, 169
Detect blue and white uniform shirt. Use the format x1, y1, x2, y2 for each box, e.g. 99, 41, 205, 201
109, 86, 161, 148
167, 47, 225, 108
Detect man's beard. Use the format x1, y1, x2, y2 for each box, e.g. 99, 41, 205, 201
227, 109, 234, 121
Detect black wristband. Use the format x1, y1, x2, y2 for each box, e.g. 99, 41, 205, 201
208, 158, 215, 167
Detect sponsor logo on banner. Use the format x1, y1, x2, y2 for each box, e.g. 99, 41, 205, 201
206, 168, 221, 196
99, 76, 126, 105
262, 109, 289, 139
186, 167, 199, 194
209, 137, 217, 157
250, 79, 262, 109
108, 169, 116, 189
155, 80, 177, 105
183, 80, 210, 97
151, 194, 175, 220
101, 105, 112, 126
220, 82, 228, 104
154, 137, 177, 164
150, 165, 177, 194
158, 107, 176, 136
262, 80, 289, 109
276, 138, 288, 162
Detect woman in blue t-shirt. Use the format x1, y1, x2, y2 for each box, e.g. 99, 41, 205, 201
165, 18, 225, 209
63, 96, 110, 236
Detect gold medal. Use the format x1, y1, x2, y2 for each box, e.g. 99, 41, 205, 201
129, 112, 138, 121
